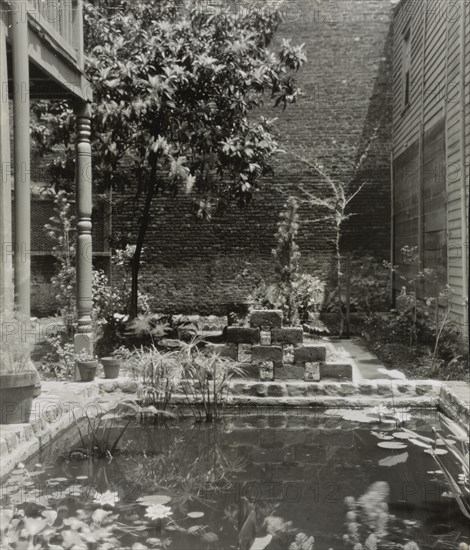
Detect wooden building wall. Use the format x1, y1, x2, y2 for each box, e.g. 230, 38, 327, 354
392, 0, 469, 326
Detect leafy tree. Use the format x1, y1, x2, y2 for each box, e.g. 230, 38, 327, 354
32, 0, 306, 317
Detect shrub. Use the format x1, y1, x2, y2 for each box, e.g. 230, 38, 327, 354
251, 198, 326, 324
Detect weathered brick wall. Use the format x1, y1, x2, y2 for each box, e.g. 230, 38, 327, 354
112, 0, 394, 315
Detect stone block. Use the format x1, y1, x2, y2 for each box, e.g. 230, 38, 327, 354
226, 326, 260, 344
294, 345, 326, 364
101, 380, 118, 393
250, 310, 283, 328
237, 363, 259, 378
286, 383, 308, 397
252, 345, 283, 365
268, 383, 288, 397
319, 361, 353, 381
376, 381, 393, 396
238, 344, 252, 363
359, 381, 378, 395
206, 343, 238, 360
276, 364, 304, 380
305, 384, 326, 396
395, 382, 414, 394
120, 380, 139, 394
177, 325, 198, 342
272, 328, 303, 346
322, 382, 342, 396
260, 330, 272, 346
232, 382, 251, 394
304, 362, 320, 381
283, 345, 294, 364
259, 361, 274, 381
415, 383, 435, 395
339, 382, 357, 395
252, 384, 269, 397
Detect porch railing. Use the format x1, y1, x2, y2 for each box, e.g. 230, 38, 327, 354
28, 0, 81, 62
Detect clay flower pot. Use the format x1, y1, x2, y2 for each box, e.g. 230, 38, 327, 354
0, 371, 37, 424
77, 360, 99, 382
101, 357, 122, 379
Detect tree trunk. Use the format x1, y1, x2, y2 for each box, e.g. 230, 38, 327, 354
344, 253, 351, 338
130, 158, 158, 319
335, 231, 346, 338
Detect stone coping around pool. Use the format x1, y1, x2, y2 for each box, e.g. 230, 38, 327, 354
0, 376, 468, 481
438, 380, 470, 431
0, 380, 123, 481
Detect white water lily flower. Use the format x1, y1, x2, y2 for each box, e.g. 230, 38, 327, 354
92, 508, 111, 525
22, 517, 48, 536
145, 504, 173, 520
93, 490, 119, 507
41, 510, 58, 525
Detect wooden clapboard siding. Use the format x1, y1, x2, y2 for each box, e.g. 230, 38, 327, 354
392, 0, 469, 324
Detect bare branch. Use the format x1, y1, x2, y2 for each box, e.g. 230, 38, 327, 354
283, 149, 339, 201
345, 179, 370, 206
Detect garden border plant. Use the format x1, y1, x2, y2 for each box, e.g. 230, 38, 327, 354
251, 197, 326, 326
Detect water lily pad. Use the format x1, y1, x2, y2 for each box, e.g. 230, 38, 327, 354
341, 410, 377, 423
137, 495, 171, 506
392, 432, 413, 439
250, 534, 273, 550
76, 476, 88, 480
188, 512, 204, 519
377, 441, 408, 450
379, 452, 408, 467
424, 448, 448, 456
188, 525, 203, 533
371, 431, 394, 440
202, 532, 219, 543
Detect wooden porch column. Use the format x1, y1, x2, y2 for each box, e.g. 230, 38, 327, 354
0, 18, 13, 316
11, 0, 31, 318
74, 102, 93, 376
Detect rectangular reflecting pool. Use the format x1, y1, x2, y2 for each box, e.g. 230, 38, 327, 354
1, 408, 469, 549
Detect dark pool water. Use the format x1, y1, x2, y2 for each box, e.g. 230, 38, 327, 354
2, 408, 469, 549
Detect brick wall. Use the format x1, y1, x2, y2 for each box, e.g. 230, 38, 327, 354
112, 0, 395, 315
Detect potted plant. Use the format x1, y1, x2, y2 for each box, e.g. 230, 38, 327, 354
0, 323, 39, 424
101, 346, 129, 379
76, 350, 99, 382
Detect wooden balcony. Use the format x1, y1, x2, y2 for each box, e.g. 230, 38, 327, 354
1, 0, 90, 101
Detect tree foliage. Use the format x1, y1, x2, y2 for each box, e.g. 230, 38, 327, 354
32, 0, 306, 316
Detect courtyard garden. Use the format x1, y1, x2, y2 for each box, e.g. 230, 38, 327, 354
0, 0, 469, 549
